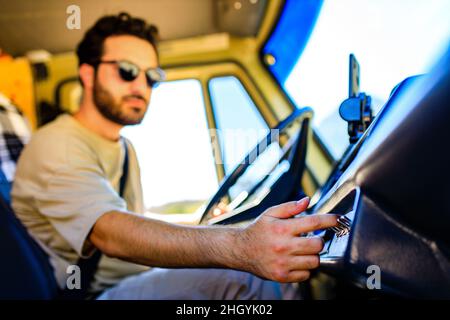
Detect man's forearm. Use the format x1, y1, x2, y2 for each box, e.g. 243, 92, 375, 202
90, 210, 244, 270
89, 199, 339, 283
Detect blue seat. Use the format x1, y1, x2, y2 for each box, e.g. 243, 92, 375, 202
0, 195, 58, 299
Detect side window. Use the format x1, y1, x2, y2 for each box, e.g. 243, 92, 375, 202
122, 79, 218, 214
209, 76, 269, 174
209, 76, 284, 203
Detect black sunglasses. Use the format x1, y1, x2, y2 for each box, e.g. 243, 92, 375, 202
97, 60, 165, 88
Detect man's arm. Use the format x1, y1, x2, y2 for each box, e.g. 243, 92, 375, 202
89, 197, 338, 283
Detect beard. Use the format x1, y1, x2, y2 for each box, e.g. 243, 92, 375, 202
93, 78, 148, 126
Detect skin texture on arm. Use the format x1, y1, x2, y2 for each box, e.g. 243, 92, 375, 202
90, 197, 339, 283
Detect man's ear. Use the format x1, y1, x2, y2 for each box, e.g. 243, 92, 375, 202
79, 63, 95, 89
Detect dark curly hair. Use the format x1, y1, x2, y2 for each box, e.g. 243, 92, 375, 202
76, 12, 159, 67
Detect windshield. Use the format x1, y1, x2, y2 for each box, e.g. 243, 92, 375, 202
267, 0, 450, 159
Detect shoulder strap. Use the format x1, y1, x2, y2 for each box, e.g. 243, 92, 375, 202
62, 138, 129, 299
119, 138, 129, 197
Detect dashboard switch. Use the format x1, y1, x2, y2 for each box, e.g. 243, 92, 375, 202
332, 215, 352, 237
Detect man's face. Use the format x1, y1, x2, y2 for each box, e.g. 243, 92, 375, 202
92, 35, 158, 126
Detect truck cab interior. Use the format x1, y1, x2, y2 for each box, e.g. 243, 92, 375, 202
0, 0, 449, 299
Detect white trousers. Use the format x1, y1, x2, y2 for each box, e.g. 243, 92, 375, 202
97, 268, 300, 300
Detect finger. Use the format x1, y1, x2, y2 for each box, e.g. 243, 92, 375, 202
288, 255, 320, 271
291, 237, 324, 255
273, 256, 319, 282
285, 270, 311, 283
291, 214, 339, 234
264, 197, 310, 219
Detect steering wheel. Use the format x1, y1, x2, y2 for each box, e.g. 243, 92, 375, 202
200, 107, 313, 225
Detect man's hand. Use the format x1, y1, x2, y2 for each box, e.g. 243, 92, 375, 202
233, 197, 339, 283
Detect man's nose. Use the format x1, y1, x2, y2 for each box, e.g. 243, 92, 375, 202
129, 71, 150, 96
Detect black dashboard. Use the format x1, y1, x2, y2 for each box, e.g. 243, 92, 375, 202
315, 47, 450, 298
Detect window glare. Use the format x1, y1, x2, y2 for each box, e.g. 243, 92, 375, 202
122, 79, 218, 211
285, 0, 450, 159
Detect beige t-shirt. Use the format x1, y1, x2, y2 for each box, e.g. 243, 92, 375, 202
11, 114, 149, 292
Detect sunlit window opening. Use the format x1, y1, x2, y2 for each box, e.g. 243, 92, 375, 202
209, 76, 269, 174
122, 80, 218, 215
285, 0, 450, 159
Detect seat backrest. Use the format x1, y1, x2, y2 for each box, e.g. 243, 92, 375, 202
0, 196, 58, 299
0, 93, 58, 299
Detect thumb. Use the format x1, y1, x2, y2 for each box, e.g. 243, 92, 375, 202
264, 197, 310, 219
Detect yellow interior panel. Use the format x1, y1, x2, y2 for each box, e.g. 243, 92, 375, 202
0, 56, 37, 129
